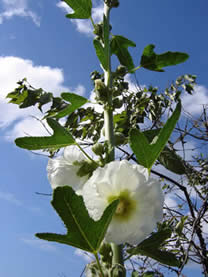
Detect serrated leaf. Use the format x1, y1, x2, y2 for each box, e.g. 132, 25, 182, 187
93, 39, 108, 71
111, 35, 136, 71
128, 228, 172, 255
36, 186, 118, 253
140, 44, 189, 72
129, 102, 181, 170
136, 248, 180, 267
143, 129, 186, 175
127, 228, 179, 267
55, 92, 88, 119
15, 118, 75, 150
64, 0, 92, 19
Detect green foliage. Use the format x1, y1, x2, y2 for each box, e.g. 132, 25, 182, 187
140, 44, 189, 72
127, 229, 180, 267
55, 92, 88, 119
36, 186, 119, 253
94, 39, 108, 71
111, 35, 136, 71
129, 101, 181, 170
143, 129, 186, 174
15, 118, 75, 150
64, 0, 92, 19
6, 78, 52, 111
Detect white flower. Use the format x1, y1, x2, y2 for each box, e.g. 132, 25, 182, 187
47, 146, 88, 193
83, 160, 164, 245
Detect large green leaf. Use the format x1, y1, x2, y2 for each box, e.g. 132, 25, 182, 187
15, 118, 75, 150
36, 186, 118, 253
55, 92, 88, 119
111, 35, 136, 71
93, 39, 108, 71
129, 102, 181, 170
143, 129, 186, 175
64, 0, 92, 19
140, 44, 189, 72
127, 229, 180, 267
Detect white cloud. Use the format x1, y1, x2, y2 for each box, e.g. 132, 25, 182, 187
21, 237, 57, 252
0, 0, 40, 26
0, 191, 22, 206
181, 85, 208, 116
0, 56, 86, 140
57, 2, 103, 36
74, 249, 93, 262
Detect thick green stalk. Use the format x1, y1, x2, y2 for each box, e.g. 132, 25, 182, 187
103, 3, 115, 161
103, 2, 125, 273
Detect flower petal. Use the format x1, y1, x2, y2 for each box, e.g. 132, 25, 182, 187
83, 160, 164, 244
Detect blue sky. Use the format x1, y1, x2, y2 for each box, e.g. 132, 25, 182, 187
0, 0, 208, 276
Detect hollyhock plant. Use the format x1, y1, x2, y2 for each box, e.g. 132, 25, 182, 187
47, 145, 88, 193
83, 160, 164, 245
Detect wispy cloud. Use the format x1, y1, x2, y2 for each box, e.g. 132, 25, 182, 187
56, 2, 103, 36
0, 0, 40, 26
0, 191, 22, 206
0, 56, 86, 140
74, 249, 93, 262
21, 237, 57, 252
181, 85, 208, 116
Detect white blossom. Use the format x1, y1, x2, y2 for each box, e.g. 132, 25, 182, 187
83, 160, 164, 244
47, 146, 88, 193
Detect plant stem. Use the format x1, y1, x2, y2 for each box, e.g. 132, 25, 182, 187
103, 2, 125, 275
76, 143, 97, 164
94, 252, 105, 277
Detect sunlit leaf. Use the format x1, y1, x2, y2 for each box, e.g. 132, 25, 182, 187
15, 118, 75, 150
36, 186, 118, 253
93, 39, 108, 71
64, 0, 92, 19
55, 93, 88, 119
129, 102, 181, 170
111, 35, 136, 71
140, 44, 189, 72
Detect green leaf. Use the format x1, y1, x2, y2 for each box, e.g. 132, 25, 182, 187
128, 228, 172, 255
129, 101, 181, 170
36, 186, 118, 253
15, 118, 75, 150
93, 39, 108, 71
175, 216, 188, 236
140, 44, 189, 72
127, 228, 180, 267
64, 0, 92, 19
55, 92, 88, 119
135, 248, 180, 267
143, 129, 186, 175
111, 35, 136, 71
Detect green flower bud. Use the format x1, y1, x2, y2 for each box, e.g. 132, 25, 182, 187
114, 132, 126, 146
93, 23, 103, 37
116, 65, 127, 77
113, 97, 123, 109
92, 143, 105, 156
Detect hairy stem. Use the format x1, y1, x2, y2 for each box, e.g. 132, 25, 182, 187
94, 253, 105, 277
103, 2, 124, 275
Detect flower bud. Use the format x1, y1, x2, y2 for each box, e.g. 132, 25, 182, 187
114, 132, 126, 146
116, 65, 127, 77
92, 143, 105, 156
113, 97, 123, 109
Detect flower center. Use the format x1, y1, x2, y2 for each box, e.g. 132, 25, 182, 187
108, 190, 136, 221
